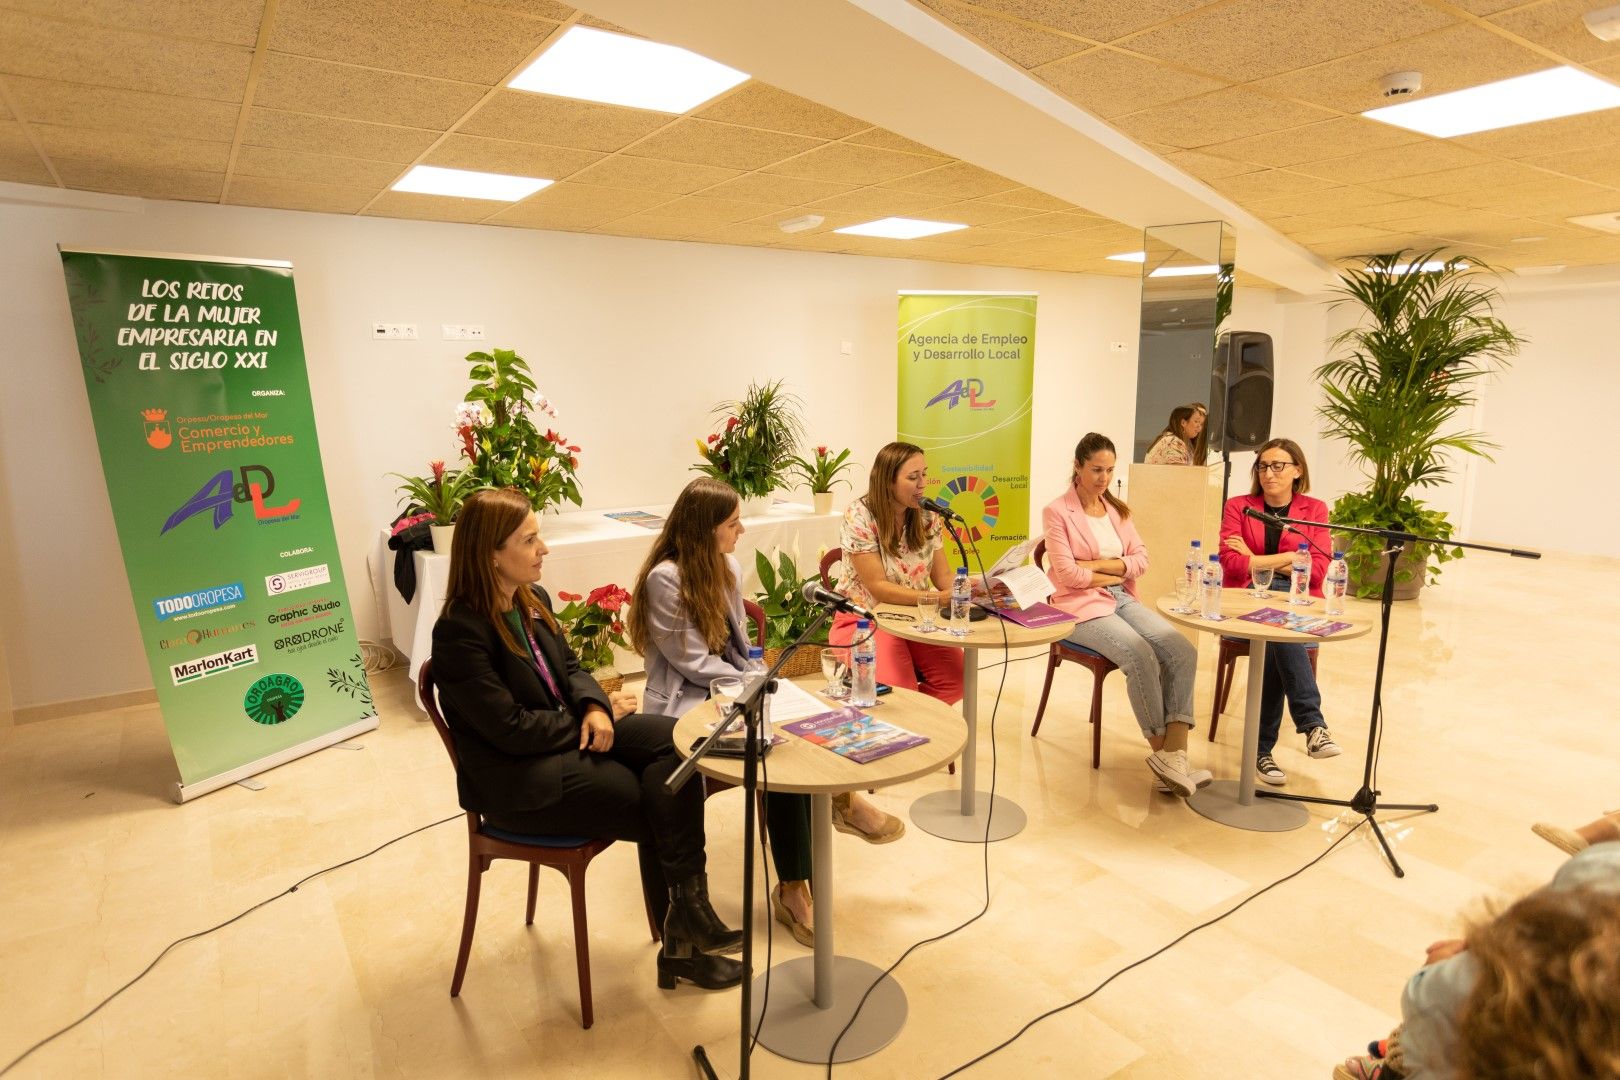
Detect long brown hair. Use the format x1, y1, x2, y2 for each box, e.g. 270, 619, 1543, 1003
863, 441, 928, 559
629, 478, 740, 656
1072, 433, 1131, 520
444, 487, 556, 657
1249, 437, 1311, 497
1456, 884, 1620, 1080
1167, 402, 1209, 466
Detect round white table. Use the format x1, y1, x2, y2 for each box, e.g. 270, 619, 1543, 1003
1156, 592, 1372, 832
873, 604, 1073, 843
674, 676, 964, 1063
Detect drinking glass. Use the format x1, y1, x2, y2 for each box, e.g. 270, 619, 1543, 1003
710, 676, 745, 728
819, 648, 850, 699
916, 593, 940, 632
1250, 566, 1274, 598
1171, 574, 1195, 614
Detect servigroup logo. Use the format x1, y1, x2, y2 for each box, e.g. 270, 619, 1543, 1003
142, 407, 172, 450
161, 464, 300, 534
925, 378, 998, 411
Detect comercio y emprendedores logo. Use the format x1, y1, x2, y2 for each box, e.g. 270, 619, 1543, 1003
243, 673, 305, 726
152, 582, 245, 622
169, 645, 259, 687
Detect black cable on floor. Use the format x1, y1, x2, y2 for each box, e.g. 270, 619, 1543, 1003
935, 816, 1369, 1077
0, 812, 461, 1078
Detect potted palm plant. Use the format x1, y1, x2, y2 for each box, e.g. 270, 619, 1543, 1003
693, 379, 805, 515
1317, 249, 1522, 598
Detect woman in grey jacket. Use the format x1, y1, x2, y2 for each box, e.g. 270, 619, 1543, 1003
630, 479, 898, 947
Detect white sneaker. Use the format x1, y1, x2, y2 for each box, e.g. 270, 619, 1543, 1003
1306, 727, 1342, 759
1147, 749, 1196, 798
1256, 753, 1287, 786
1157, 767, 1212, 795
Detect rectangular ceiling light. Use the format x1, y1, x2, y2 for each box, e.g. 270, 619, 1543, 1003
1148, 264, 1219, 278
510, 25, 748, 113
1362, 66, 1620, 138
392, 165, 552, 202
834, 217, 968, 239
1107, 251, 1146, 263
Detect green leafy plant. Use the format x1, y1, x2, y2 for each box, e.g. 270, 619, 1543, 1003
1318, 249, 1522, 595
388, 460, 482, 525
552, 584, 632, 672
455, 347, 583, 513
693, 379, 805, 498
788, 445, 855, 494
752, 549, 830, 649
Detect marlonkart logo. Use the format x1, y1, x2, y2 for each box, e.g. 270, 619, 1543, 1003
152, 582, 245, 622
266, 563, 330, 596
170, 645, 259, 686
143, 407, 172, 450
161, 464, 300, 534
925, 378, 997, 410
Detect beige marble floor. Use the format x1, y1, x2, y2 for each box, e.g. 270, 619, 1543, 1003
1, 553, 1614, 1078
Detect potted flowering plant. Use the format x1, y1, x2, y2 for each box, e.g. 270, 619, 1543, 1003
692, 379, 804, 514
388, 460, 483, 553
788, 445, 854, 515
456, 347, 584, 514
553, 583, 633, 690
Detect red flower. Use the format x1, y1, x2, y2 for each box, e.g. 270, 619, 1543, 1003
569, 455, 580, 470
557, 590, 583, 602
726, 416, 739, 431
429, 459, 446, 483
552, 431, 567, 445
610, 620, 624, 635
567, 445, 581, 453
816, 445, 828, 457
707, 433, 720, 444
459, 428, 477, 461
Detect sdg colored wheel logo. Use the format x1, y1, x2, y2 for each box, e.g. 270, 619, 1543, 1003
938, 476, 1000, 542
243, 674, 305, 726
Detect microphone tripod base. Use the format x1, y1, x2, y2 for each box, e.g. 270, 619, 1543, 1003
1257, 786, 1437, 878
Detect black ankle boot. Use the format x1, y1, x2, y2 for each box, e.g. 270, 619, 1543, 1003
656, 949, 743, 991
663, 873, 744, 957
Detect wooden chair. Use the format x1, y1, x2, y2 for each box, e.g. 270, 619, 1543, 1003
819, 547, 842, 589
742, 598, 767, 647
1028, 541, 1120, 769
1208, 637, 1319, 741
418, 659, 655, 1029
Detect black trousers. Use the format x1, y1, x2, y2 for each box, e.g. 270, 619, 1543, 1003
484, 713, 706, 927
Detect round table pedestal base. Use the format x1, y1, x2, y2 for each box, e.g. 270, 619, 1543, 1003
909, 789, 1026, 842
750, 956, 906, 1063
1187, 780, 1310, 832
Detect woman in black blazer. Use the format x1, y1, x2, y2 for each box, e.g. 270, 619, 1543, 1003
431, 487, 742, 990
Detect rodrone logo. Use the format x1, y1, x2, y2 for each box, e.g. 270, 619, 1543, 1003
142, 407, 172, 450
161, 465, 300, 534
151, 582, 245, 622
925, 378, 997, 411
169, 644, 259, 686
274, 618, 346, 651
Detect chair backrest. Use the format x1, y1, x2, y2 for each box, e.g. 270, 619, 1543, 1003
417, 659, 461, 771
819, 547, 843, 589
742, 598, 767, 648
1033, 539, 1046, 570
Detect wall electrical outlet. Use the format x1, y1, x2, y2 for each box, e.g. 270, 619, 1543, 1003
442, 324, 486, 341
372, 323, 418, 341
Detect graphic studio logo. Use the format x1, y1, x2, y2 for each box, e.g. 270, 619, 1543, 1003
152, 582, 245, 622
161, 465, 300, 534
925, 378, 997, 411
244, 673, 305, 726
143, 407, 172, 450
169, 645, 259, 686
266, 563, 330, 596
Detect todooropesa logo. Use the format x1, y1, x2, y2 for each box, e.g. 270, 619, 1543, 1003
161, 464, 300, 534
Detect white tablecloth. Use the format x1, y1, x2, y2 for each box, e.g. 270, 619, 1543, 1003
368, 500, 844, 710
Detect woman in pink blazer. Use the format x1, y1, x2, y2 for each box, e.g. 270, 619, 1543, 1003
1217, 437, 1341, 787
1042, 433, 1204, 797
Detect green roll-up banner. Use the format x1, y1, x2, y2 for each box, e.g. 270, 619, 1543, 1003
897, 292, 1036, 570
60, 247, 377, 802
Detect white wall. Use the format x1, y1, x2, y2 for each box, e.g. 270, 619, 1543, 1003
2, 197, 1173, 710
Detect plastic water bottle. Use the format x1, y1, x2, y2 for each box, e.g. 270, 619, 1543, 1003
1289, 543, 1311, 605
850, 620, 877, 707
1324, 552, 1348, 615
744, 645, 773, 744
1181, 540, 1202, 610
1200, 554, 1223, 619
949, 566, 972, 637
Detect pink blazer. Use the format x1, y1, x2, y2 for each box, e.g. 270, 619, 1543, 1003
1219, 493, 1330, 596
1041, 488, 1150, 624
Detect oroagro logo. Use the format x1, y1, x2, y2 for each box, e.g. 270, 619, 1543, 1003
925, 378, 997, 411
161, 465, 300, 534
143, 407, 172, 450
152, 582, 245, 622
243, 673, 305, 726
169, 644, 259, 686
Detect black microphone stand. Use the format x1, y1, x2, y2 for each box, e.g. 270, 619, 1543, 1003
1250, 510, 1539, 878
929, 506, 989, 621
672, 605, 834, 1080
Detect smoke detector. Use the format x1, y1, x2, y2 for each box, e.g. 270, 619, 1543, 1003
1584, 3, 1620, 41
1379, 71, 1423, 98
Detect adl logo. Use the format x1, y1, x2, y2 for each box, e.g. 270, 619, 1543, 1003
162, 465, 300, 534
925, 378, 997, 410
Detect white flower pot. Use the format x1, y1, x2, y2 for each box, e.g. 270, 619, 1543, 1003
812, 491, 834, 516
741, 495, 772, 518
430, 524, 455, 555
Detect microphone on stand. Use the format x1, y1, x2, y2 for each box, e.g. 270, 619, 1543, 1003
800, 581, 877, 622
918, 495, 965, 524
1243, 504, 1333, 561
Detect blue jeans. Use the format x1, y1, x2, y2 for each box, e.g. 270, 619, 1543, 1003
1065, 587, 1197, 738
1258, 642, 1324, 755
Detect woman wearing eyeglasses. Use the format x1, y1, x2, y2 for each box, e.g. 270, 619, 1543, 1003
1218, 437, 1341, 786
